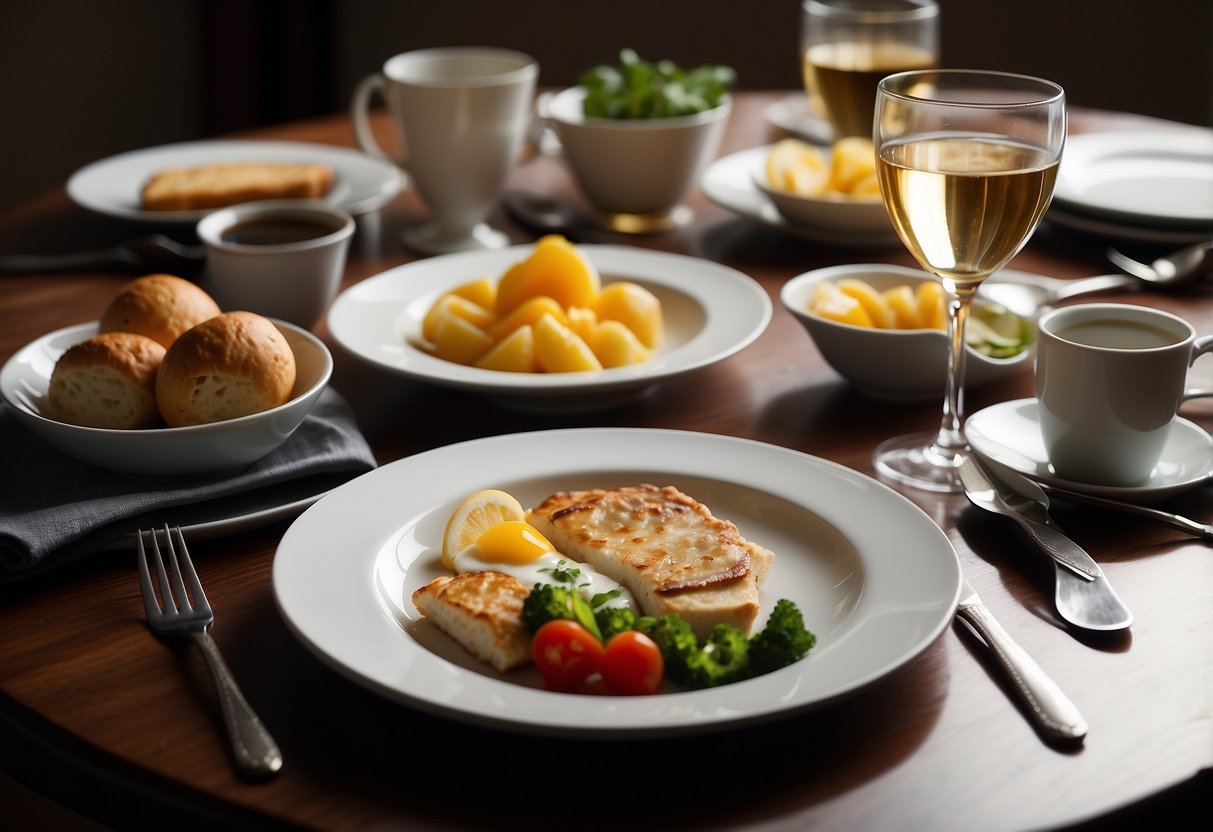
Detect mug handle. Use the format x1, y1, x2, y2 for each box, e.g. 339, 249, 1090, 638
1182, 334, 1213, 400
351, 73, 402, 166
525, 91, 561, 159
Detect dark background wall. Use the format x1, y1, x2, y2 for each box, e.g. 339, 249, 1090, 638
1, 0, 1209, 214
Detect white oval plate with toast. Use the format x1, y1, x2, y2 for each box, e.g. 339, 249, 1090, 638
273, 428, 961, 738
326, 244, 771, 411
67, 139, 405, 223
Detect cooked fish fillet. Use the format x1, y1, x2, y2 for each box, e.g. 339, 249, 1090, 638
411, 572, 531, 672
527, 484, 774, 638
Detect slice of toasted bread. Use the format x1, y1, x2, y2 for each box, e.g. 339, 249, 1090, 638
140, 161, 334, 211
411, 571, 532, 672
527, 484, 774, 638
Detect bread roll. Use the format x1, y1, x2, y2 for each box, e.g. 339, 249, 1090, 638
156, 311, 297, 427
99, 274, 221, 348
48, 332, 166, 429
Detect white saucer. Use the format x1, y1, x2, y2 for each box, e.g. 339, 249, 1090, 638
762, 93, 835, 145
965, 398, 1213, 503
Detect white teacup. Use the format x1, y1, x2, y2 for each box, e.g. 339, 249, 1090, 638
197, 200, 354, 330
544, 86, 731, 233
351, 47, 538, 255
1035, 303, 1213, 486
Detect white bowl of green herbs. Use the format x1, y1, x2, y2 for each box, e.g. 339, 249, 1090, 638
545, 50, 734, 228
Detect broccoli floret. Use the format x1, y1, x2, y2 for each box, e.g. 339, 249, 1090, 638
639, 616, 749, 689
747, 599, 816, 677
682, 624, 749, 688
521, 583, 603, 641
638, 614, 700, 680
595, 606, 638, 641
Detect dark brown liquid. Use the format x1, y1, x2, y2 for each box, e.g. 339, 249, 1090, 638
220, 218, 341, 246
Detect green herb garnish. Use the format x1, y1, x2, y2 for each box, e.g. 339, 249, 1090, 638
580, 48, 736, 119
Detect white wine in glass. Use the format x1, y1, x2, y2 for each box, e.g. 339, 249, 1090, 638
873, 70, 1066, 492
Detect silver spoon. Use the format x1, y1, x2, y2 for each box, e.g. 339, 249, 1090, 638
1106, 240, 1213, 284
0, 234, 206, 275
978, 272, 1141, 318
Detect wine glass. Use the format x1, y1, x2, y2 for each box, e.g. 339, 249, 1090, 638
872, 69, 1066, 492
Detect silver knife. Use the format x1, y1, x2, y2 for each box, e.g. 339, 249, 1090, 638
956, 579, 1088, 744
958, 456, 1133, 631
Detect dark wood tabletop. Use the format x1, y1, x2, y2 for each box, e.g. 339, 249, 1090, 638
1, 93, 1210, 832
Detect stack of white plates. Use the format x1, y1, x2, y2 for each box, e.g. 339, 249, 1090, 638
1049, 130, 1213, 244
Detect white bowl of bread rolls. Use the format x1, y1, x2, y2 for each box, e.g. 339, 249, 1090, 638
1, 274, 332, 477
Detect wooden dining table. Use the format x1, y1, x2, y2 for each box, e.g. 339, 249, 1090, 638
1, 92, 1210, 831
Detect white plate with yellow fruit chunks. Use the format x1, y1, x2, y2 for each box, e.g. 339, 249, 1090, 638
702, 142, 900, 247
781, 264, 1036, 402
272, 428, 961, 737
326, 239, 771, 411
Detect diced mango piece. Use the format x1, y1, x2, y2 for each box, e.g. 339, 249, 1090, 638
809, 282, 874, 327
488, 296, 566, 342
474, 325, 537, 373
883, 285, 921, 328
916, 281, 947, 330
422, 294, 496, 343
829, 137, 878, 194
429, 314, 493, 365
533, 313, 602, 373
836, 278, 895, 328
495, 235, 600, 316
450, 277, 496, 310
566, 306, 598, 343
594, 281, 663, 348
766, 138, 829, 196
591, 320, 651, 368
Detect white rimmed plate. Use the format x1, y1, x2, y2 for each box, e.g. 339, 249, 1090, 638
67, 139, 405, 223
1053, 131, 1213, 228
702, 146, 901, 247
0, 320, 332, 476
272, 428, 961, 738
326, 245, 771, 411
966, 398, 1213, 503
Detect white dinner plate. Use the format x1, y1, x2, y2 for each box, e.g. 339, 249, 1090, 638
1045, 204, 1213, 246
763, 93, 835, 145
326, 245, 772, 411
67, 139, 405, 223
966, 398, 1213, 503
272, 428, 961, 737
701, 146, 902, 247
1053, 131, 1213, 229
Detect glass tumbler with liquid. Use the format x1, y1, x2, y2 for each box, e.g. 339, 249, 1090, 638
801, 0, 939, 138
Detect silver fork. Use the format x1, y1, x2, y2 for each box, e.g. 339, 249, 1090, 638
137, 526, 283, 779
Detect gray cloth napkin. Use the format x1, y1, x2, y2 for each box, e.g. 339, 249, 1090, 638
0, 387, 377, 580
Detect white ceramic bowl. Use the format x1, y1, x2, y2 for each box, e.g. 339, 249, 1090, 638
752, 152, 893, 237
780, 264, 1034, 402
546, 86, 731, 223
1, 319, 332, 476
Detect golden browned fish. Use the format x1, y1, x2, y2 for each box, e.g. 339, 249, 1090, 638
527, 484, 773, 637
412, 571, 532, 672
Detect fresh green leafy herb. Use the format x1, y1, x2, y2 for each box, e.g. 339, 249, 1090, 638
580, 48, 736, 120
540, 559, 583, 585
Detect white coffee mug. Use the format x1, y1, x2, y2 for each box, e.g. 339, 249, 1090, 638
1035, 303, 1213, 486
197, 200, 354, 330
351, 47, 538, 254
543, 85, 731, 232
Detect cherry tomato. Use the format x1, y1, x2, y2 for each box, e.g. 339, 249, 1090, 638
600, 630, 664, 696
531, 620, 604, 692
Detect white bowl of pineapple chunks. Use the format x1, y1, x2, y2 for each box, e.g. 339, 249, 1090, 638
781, 264, 1035, 402
755, 138, 895, 238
